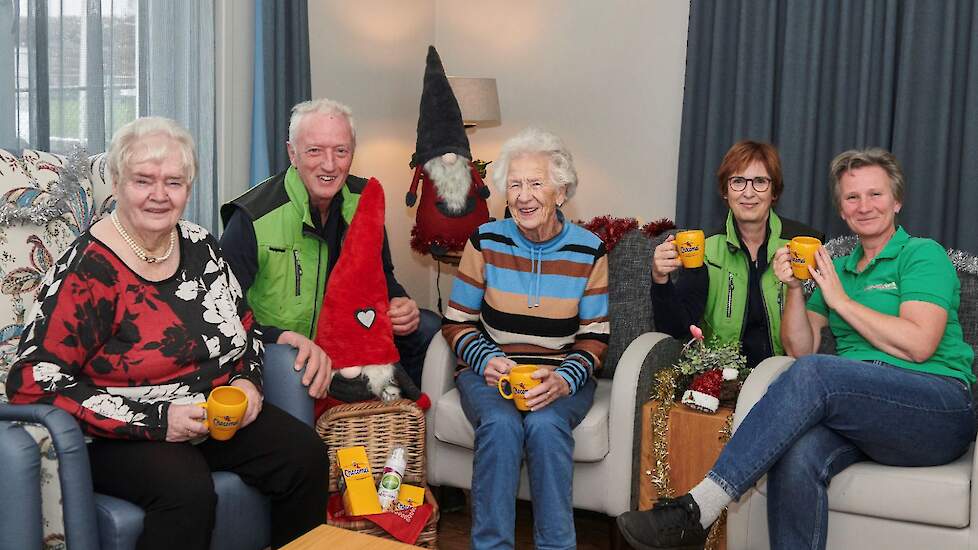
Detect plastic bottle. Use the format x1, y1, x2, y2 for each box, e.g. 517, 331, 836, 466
376, 445, 406, 510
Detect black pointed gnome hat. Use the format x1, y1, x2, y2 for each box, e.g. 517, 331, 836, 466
410, 45, 472, 169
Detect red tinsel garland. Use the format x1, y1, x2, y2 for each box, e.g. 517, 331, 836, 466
576, 216, 639, 252
573, 215, 677, 252
641, 218, 676, 239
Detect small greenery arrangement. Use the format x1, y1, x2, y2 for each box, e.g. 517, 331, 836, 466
673, 325, 749, 410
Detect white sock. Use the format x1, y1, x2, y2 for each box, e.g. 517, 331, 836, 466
689, 477, 731, 529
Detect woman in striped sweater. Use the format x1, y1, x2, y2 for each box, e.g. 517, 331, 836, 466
442, 128, 610, 549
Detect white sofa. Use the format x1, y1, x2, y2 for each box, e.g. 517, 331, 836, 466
727, 245, 978, 549
420, 229, 684, 519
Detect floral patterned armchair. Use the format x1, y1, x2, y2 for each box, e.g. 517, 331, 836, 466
0, 148, 311, 550
0, 147, 114, 549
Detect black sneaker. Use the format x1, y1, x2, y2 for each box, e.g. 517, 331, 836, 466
616, 494, 708, 550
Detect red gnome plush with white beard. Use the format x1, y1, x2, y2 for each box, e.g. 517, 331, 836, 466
315, 178, 429, 419
406, 45, 491, 257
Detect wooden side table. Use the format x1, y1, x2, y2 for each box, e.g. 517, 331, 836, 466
283, 524, 421, 549
639, 400, 734, 550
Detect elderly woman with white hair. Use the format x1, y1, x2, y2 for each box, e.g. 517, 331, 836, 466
6, 117, 328, 550
442, 127, 610, 549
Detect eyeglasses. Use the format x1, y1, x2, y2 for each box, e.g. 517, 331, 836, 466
728, 176, 772, 192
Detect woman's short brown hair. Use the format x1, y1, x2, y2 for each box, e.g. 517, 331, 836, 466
715, 140, 784, 201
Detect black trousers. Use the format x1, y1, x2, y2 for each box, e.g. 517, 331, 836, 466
88, 404, 329, 550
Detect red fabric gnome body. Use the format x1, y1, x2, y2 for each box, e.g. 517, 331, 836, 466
405, 45, 490, 256
314, 178, 427, 415
407, 161, 490, 255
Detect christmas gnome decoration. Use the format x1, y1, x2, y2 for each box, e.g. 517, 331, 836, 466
405, 45, 491, 256
314, 177, 429, 414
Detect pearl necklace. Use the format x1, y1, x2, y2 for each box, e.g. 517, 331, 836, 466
111, 210, 176, 264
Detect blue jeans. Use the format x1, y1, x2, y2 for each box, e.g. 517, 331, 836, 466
456, 368, 595, 550
710, 355, 975, 550
394, 308, 441, 388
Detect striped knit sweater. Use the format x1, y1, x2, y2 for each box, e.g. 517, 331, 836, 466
442, 217, 610, 394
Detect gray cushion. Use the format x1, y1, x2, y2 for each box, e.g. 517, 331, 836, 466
602, 230, 657, 379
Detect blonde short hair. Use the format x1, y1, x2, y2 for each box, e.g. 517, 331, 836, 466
107, 117, 197, 183
829, 148, 905, 208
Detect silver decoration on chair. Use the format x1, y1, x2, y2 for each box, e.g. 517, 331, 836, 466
947, 249, 978, 276
0, 146, 89, 227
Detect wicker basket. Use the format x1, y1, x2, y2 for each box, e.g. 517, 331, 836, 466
316, 399, 438, 548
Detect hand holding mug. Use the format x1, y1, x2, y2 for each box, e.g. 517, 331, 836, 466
773, 245, 802, 288
523, 369, 571, 412
788, 236, 822, 280
483, 356, 516, 387
165, 403, 210, 443
652, 235, 684, 284
674, 230, 705, 269
497, 365, 543, 411
230, 378, 263, 428
196, 386, 249, 441
809, 247, 850, 310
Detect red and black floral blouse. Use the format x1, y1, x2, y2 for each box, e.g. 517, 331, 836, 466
5, 220, 263, 440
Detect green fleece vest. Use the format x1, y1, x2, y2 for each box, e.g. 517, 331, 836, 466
242, 168, 361, 337
702, 211, 789, 355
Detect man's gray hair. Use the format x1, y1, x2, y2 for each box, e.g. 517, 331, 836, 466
107, 116, 197, 183
288, 98, 357, 144
491, 127, 578, 199
829, 148, 905, 207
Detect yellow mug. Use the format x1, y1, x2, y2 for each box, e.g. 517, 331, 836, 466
497, 365, 542, 411
675, 230, 706, 268
788, 236, 822, 280
197, 386, 248, 441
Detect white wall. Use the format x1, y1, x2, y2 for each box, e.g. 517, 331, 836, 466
308, 0, 439, 308
305, 0, 690, 312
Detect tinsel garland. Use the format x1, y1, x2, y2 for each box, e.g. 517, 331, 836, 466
573, 215, 676, 252
641, 217, 677, 239
647, 368, 677, 499
647, 366, 730, 550
575, 215, 639, 252
947, 249, 978, 276
0, 147, 89, 227
809, 234, 978, 287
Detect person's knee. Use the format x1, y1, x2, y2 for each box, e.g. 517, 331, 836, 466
782, 354, 829, 387
476, 412, 524, 447
523, 409, 572, 441
286, 429, 329, 487
160, 473, 217, 515
417, 309, 441, 340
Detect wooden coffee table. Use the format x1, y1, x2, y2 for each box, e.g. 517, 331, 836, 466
282, 524, 421, 549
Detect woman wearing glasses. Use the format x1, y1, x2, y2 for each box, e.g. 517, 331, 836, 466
650, 140, 823, 369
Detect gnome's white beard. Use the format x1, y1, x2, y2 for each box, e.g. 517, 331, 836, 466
337, 363, 400, 400
425, 156, 472, 213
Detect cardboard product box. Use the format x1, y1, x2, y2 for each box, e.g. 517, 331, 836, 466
337, 446, 382, 516
397, 483, 425, 508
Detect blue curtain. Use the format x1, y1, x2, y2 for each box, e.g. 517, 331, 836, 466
676, 0, 978, 251
249, 0, 311, 186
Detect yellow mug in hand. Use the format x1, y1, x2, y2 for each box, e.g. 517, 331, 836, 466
497, 365, 542, 411
675, 230, 706, 268
197, 386, 248, 441
788, 236, 822, 280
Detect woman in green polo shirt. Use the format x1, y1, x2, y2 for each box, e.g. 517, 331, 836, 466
617, 148, 975, 550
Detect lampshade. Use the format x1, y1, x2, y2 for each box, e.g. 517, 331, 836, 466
447, 77, 500, 127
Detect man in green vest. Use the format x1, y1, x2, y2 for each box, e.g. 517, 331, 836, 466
220, 98, 438, 399
651, 140, 824, 369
